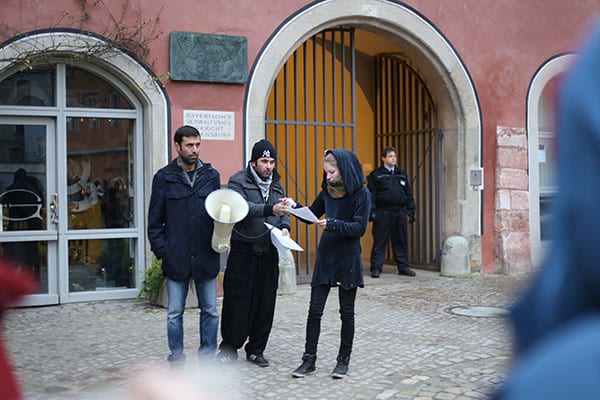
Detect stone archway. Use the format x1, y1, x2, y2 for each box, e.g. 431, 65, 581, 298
245, 0, 482, 269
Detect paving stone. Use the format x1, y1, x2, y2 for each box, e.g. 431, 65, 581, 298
2, 270, 525, 400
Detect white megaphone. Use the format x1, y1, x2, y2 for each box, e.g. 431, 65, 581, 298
205, 188, 249, 253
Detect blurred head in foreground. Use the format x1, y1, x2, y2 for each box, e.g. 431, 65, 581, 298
494, 20, 600, 400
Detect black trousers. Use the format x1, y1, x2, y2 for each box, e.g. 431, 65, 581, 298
304, 284, 357, 360
220, 247, 279, 356
370, 208, 409, 272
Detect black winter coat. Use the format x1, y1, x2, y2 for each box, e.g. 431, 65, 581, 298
228, 164, 291, 254
367, 166, 415, 212
147, 159, 221, 281
309, 149, 371, 289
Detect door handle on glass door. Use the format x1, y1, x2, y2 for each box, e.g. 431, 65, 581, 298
49, 193, 58, 224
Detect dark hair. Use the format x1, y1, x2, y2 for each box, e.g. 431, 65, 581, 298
381, 146, 396, 157
174, 125, 200, 144
14, 168, 27, 181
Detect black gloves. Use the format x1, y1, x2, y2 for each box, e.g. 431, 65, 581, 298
408, 212, 416, 224
369, 211, 376, 222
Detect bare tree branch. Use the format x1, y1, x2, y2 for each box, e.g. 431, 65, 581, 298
0, 0, 164, 72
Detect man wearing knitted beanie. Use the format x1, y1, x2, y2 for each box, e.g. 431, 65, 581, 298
217, 139, 291, 368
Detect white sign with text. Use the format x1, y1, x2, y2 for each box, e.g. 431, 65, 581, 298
183, 110, 235, 141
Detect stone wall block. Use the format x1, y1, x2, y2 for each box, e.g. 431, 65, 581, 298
497, 126, 527, 148
494, 210, 512, 232
496, 168, 528, 190
495, 189, 511, 210
510, 210, 530, 232
497, 147, 528, 169
494, 126, 532, 274
510, 190, 529, 210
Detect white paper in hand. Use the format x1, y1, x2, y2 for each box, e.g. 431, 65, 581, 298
264, 223, 304, 252
288, 206, 319, 222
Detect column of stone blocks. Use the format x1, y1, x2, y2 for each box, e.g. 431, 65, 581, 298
494, 126, 531, 274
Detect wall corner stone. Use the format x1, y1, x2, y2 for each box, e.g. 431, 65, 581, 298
494, 126, 532, 274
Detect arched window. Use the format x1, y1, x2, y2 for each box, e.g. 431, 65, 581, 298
527, 55, 576, 268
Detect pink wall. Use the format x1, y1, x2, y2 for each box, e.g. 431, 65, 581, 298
406, 0, 599, 270
1, 0, 599, 272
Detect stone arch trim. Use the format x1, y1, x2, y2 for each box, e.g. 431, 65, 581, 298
526, 54, 576, 269
0, 30, 169, 264
245, 0, 482, 266
0, 30, 169, 166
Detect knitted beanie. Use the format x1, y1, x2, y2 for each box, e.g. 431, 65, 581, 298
251, 139, 277, 161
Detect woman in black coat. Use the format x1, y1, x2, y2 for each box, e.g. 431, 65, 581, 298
291, 149, 371, 379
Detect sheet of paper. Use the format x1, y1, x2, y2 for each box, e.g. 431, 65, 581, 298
288, 206, 319, 222
264, 223, 304, 252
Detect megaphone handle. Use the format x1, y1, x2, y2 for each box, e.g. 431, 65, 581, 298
218, 244, 229, 252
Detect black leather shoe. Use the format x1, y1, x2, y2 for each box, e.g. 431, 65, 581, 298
371, 270, 381, 278
398, 267, 416, 276
246, 353, 270, 367
217, 350, 237, 364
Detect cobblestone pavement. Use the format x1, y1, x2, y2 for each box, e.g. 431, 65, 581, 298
3, 269, 528, 400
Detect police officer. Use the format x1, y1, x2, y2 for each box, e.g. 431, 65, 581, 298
367, 146, 416, 278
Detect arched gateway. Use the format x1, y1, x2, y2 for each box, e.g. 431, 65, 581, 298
245, 0, 483, 275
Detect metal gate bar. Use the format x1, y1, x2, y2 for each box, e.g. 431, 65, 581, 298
266, 28, 356, 279
375, 54, 442, 267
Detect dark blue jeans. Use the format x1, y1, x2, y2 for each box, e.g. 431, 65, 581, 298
304, 284, 357, 359
166, 277, 218, 362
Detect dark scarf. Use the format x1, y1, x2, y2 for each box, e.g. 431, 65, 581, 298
326, 178, 346, 198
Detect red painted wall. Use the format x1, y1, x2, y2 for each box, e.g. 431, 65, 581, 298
1, 0, 599, 272
406, 1, 599, 271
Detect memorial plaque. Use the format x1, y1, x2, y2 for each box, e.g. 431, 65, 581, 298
170, 31, 248, 83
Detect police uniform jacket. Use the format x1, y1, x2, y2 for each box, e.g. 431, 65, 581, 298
367, 166, 416, 213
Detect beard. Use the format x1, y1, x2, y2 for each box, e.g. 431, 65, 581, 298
180, 154, 198, 166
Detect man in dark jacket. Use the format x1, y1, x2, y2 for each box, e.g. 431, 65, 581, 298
367, 146, 416, 278
217, 139, 290, 368
147, 125, 221, 366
